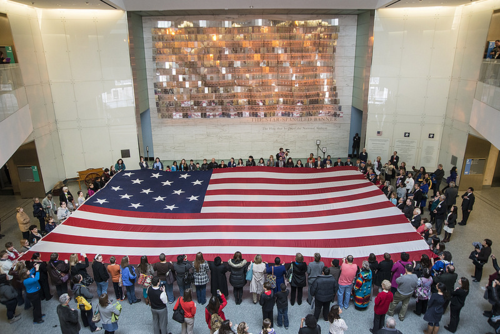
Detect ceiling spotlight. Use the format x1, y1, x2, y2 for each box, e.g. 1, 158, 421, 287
249, 5, 254, 8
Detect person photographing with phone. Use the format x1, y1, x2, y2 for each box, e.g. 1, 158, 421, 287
148, 276, 168, 334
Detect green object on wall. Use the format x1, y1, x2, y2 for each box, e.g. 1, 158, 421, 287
31, 166, 40, 182
5, 46, 14, 63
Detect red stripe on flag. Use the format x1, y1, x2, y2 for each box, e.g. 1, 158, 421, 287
79, 201, 395, 219
205, 182, 372, 196
203, 190, 383, 207
63, 215, 408, 233
208, 174, 365, 185
211, 166, 360, 174
42, 232, 423, 248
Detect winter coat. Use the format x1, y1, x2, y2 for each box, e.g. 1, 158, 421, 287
173, 261, 193, 285
307, 261, 325, 287
48, 260, 70, 285
57, 304, 81, 334
121, 265, 136, 287
249, 262, 266, 294
310, 275, 338, 302
208, 258, 228, 296
16, 211, 30, 232
0, 281, 18, 302
391, 260, 411, 289
228, 259, 248, 288
424, 293, 445, 323
92, 261, 110, 283
72, 282, 93, 302
291, 261, 308, 288
70, 257, 91, 281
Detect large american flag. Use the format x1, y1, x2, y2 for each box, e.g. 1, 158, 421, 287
23, 167, 431, 264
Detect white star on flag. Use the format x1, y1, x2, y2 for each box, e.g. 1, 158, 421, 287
164, 204, 178, 211
187, 195, 199, 201
173, 189, 185, 195
129, 203, 143, 209
161, 180, 173, 186
120, 194, 133, 199
94, 199, 109, 204
192, 180, 203, 186
153, 196, 166, 201
132, 179, 143, 184
179, 174, 191, 179
141, 189, 153, 194
150, 173, 161, 179
111, 186, 122, 191
122, 172, 134, 177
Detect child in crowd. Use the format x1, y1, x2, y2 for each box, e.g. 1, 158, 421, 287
259, 282, 275, 328
275, 283, 289, 329
77, 191, 85, 207
260, 318, 275, 334
390, 192, 397, 205
371, 279, 393, 333
44, 216, 57, 234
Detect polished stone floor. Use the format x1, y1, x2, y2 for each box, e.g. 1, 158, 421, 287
1, 182, 499, 333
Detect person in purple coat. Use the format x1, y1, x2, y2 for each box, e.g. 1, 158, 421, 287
391, 252, 412, 293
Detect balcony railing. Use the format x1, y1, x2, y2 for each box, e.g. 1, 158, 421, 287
0, 64, 27, 123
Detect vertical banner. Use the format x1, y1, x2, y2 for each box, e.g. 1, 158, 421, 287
464, 159, 472, 175
5, 46, 15, 63
31, 166, 40, 182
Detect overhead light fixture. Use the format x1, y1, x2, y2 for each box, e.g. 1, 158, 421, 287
316, 140, 321, 145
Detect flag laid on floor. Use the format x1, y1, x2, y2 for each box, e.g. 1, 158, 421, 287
23, 167, 431, 264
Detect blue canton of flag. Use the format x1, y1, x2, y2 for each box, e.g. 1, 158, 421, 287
87, 169, 213, 213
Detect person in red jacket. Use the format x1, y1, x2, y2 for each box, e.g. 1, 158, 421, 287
174, 288, 196, 334
205, 290, 227, 333
370, 280, 393, 333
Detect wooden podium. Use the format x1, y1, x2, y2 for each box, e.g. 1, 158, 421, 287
77, 168, 103, 190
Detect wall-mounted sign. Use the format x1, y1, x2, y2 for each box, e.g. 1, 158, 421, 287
377, 131, 383, 136
428, 133, 435, 139
404, 132, 410, 137
464, 158, 486, 175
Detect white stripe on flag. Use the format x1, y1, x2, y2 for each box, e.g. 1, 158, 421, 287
206, 179, 367, 191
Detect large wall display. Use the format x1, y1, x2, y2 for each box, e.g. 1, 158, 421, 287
151, 19, 341, 119
143, 16, 357, 160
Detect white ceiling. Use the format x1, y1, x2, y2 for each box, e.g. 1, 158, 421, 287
9, 0, 477, 11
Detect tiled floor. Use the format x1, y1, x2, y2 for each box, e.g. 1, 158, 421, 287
1, 182, 499, 333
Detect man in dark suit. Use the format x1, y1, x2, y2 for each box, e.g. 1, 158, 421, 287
410, 208, 421, 229
306, 158, 315, 169
334, 158, 344, 167
433, 194, 447, 235
322, 155, 332, 166
352, 133, 361, 158
344, 157, 353, 166
359, 148, 368, 163
208, 158, 218, 170
403, 199, 414, 220
458, 187, 475, 226
390, 151, 399, 168
315, 157, 323, 169
188, 159, 196, 171
433, 265, 458, 311
411, 183, 423, 208
471, 239, 492, 282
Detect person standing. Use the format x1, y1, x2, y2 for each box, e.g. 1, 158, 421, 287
250, 254, 267, 304
174, 288, 196, 334
423, 282, 448, 334
72, 274, 101, 332
376, 317, 402, 334
458, 187, 475, 226
98, 293, 121, 334
433, 195, 447, 235
148, 277, 168, 334
228, 252, 248, 305
174, 255, 193, 298
48, 253, 70, 297
275, 283, 289, 329
205, 291, 227, 334
444, 277, 469, 333
328, 305, 348, 334
390, 151, 399, 168
139, 156, 149, 169
57, 293, 80, 333
153, 253, 175, 304
92, 254, 110, 297
23, 264, 44, 324
289, 253, 308, 306
306, 253, 325, 305
310, 267, 338, 321
107, 256, 124, 301
387, 264, 418, 321
443, 206, 457, 243
42, 194, 57, 220
0, 273, 21, 324
32, 198, 46, 231
370, 280, 393, 333
193, 252, 210, 305
16, 207, 30, 240
472, 239, 492, 282
353, 261, 373, 310
337, 255, 358, 310
259, 282, 275, 328
433, 164, 445, 195
121, 256, 140, 304
444, 182, 458, 212
352, 133, 360, 158
413, 268, 433, 317
208, 256, 228, 297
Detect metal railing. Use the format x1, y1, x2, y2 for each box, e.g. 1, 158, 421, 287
0, 64, 27, 123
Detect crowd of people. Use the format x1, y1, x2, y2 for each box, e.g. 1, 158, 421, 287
1, 147, 499, 334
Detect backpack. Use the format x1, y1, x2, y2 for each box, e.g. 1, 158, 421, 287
210, 313, 223, 332
75, 287, 92, 311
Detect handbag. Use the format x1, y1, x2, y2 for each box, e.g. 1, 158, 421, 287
81, 274, 94, 287
165, 269, 175, 285
172, 298, 185, 323
265, 266, 277, 289
51, 262, 70, 283
92, 304, 101, 322
183, 269, 194, 286
138, 273, 153, 288
246, 263, 254, 281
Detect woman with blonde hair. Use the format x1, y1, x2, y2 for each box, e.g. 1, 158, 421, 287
267, 155, 275, 167
237, 322, 251, 334
16, 207, 30, 239
250, 254, 267, 304
193, 252, 210, 305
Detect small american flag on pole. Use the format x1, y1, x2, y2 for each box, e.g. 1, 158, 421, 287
23, 167, 431, 264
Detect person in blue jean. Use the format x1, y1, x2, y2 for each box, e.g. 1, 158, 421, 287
92, 254, 109, 297
23, 264, 44, 324
120, 256, 140, 305
193, 252, 209, 305
337, 256, 359, 310
153, 253, 175, 303
275, 283, 289, 329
